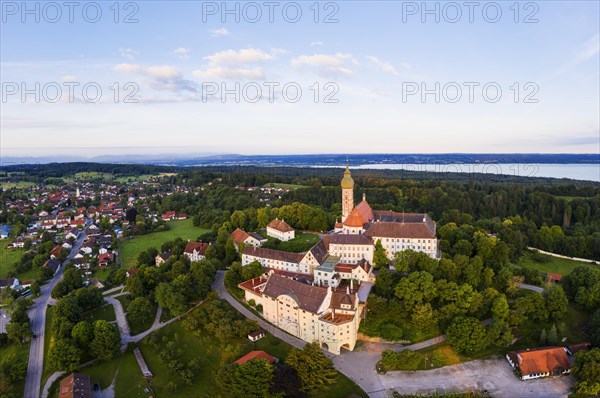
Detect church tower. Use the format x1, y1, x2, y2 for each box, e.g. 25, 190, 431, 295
341, 160, 354, 222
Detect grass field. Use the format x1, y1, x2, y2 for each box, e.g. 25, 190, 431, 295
0, 181, 36, 189
0, 240, 24, 278
120, 219, 210, 269
515, 251, 594, 276
0, 339, 30, 396
82, 304, 117, 323
264, 182, 308, 189
260, 231, 322, 253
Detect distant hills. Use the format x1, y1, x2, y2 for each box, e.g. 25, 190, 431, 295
1, 153, 598, 166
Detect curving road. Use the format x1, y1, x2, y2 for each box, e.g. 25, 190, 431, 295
24, 220, 90, 398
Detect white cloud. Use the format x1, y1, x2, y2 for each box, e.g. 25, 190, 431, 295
192, 67, 265, 80
113, 63, 142, 73
204, 48, 277, 66
118, 48, 138, 60
146, 66, 181, 79
173, 47, 191, 59
366, 56, 398, 76
310, 41, 324, 47
62, 75, 78, 82
210, 28, 231, 37
400, 62, 411, 70
291, 53, 358, 77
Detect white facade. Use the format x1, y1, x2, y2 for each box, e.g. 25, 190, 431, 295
328, 242, 374, 264
266, 226, 295, 242
241, 277, 363, 355
372, 236, 438, 259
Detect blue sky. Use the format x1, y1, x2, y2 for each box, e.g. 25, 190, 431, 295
1, 1, 599, 156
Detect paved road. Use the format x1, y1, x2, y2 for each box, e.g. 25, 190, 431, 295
0, 308, 10, 333
379, 358, 574, 398
24, 220, 90, 398
215, 271, 574, 398
213, 271, 306, 350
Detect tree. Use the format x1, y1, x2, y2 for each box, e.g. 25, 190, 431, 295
572, 348, 600, 395
539, 328, 547, 345
230, 359, 276, 398
544, 286, 568, 321
241, 260, 265, 281
6, 322, 31, 345
225, 238, 238, 265
127, 297, 153, 326
373, 240, 389, 268
155, 282, 187, 316
394, 271, 437, 311
48, 339, 80, 372
491, 295, 509, 321
286, 342, 337, 392
374, 267, 399, 298
71, 321, 93, 348
72, 286, 104, 311
90, 320, 120, 361
547, 324, 559, 345
446, 317, 488, 354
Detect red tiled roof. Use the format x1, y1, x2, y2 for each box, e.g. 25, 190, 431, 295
343, 208, 367, 227
548, 273, 563, 281
365, 222, 436, 239
231, 228, 251, 244
508, 347, 571, 376
267, 218, 294, 232
234, 350, 277, 365
184, 241, 209, 255
243, 246, 305, 264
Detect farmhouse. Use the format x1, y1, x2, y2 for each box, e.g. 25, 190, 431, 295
267, 218, 295, 241
506, 347, 572, 380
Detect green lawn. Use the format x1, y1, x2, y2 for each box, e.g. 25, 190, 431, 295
117, 295, 157, 335
264, 182, 308, 189
260, 231, 322, 253
93, 267, 113, 281
132, 301, 366, 398
0, 240, 24, 278
0, 181, 36, 189
120, 219, 210, 269
42, 306, 55, 386
0, 340, 30, 396
82, 304, 117, 323
515, 251, 594, 276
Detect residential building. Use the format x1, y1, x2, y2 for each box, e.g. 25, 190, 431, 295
234, 350, 278, 365
506, 347, 572, 380
267, 218, 295, 241
59, 373, 92, 398
231, 228, 267, 248
183, 241, 209, 262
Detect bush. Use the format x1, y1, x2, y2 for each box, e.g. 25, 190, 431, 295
381, 350, 423, 370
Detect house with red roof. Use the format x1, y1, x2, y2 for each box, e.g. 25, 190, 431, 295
183, 241, 209, 262
506, 347, 572, 380
234, 350, 278, 365
231, 228, 266, 248
266, 218, 295, 241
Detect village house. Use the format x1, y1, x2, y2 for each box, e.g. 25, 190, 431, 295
231, 228, 267, 248
247, 329, 266, 342
506, 347, 572, 380
183, 241, 210, 262
58, 373, 92, 398
155, 252, 171, 266
162, 211, 176, 221
234, 350, 278, 365
266, 218, 295, 241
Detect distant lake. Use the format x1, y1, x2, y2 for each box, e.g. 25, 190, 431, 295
349, 163, 600, 182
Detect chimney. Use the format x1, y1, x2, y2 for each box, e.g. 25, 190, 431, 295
362, 193, 366, 201
346, 286, 350, 295
350, 279, 354, 291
